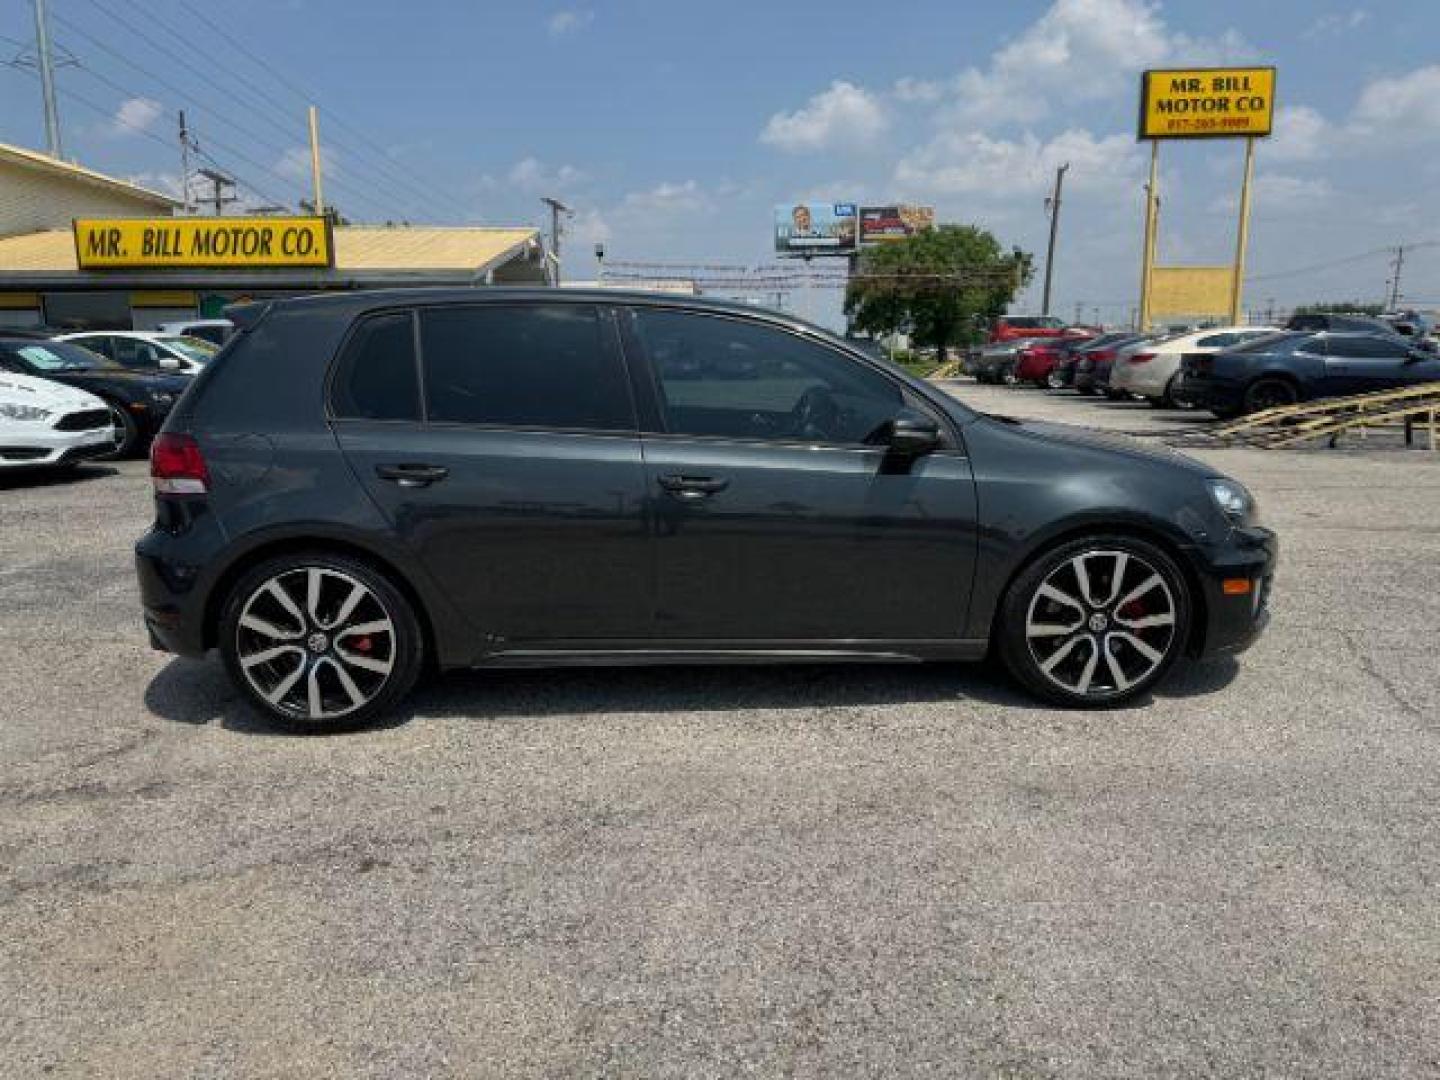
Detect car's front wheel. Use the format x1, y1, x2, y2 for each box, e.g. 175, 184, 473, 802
997, 535, 1191, 707
98, 401, 140, 460
219, 552, 425, 732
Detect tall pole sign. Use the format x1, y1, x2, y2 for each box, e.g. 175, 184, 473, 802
1136, 67, 1276, 327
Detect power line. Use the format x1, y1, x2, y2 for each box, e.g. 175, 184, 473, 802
171, 0, 473, 219
50, 8, 401, 220
82, 0, 463, 220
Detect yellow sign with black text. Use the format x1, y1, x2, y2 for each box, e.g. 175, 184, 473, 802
73, 216, 334, 270
1140, 67, 1275, 139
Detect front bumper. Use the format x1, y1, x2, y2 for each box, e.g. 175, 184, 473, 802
1190, 525, 1278, 658
0, 424, 112, 468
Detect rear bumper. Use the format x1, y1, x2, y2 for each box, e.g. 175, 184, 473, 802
1173, 374, 1245, 413
1189, 525, 1278, 658
135, 501, 227, 658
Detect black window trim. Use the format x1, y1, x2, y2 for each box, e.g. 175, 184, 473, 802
618, 304, 965, 455
327, 301, 642, 436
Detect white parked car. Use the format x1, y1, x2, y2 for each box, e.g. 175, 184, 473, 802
1110, 326, 1281, 407
155, 318, 234, 347
0, 370, 115, 469
55, 331, 219, 375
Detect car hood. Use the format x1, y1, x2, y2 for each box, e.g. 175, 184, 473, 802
0, 371, 107, 411
44, 369, 191, 394
981, 415, 1213, 476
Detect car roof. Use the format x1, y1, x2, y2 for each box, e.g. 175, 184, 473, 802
230, 287, 848, 342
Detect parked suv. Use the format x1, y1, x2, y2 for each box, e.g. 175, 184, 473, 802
136, 290, 1276, 729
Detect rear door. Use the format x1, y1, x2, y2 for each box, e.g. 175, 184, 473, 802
623, 306, 978, 645
1321, 334, 1417, 395
331, 303, 652, 647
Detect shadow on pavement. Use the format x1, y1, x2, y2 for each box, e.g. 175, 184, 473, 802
0, 463, 119, 491
143, 651, 1238, 736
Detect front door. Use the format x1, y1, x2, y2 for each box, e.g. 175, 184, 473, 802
1321, 333, 1435, 395
624, 307, 978, 644
332, 304, 653, 648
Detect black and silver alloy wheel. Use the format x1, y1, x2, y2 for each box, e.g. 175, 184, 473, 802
220, 554, 423, 730
99, 401, 139, 459
999, 536, 1190, 706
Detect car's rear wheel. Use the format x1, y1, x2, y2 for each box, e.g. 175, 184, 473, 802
997, 535, 1191, 707
1243, 377, 1299, 414
219, 553, 424, 732
97, 401, 140, 460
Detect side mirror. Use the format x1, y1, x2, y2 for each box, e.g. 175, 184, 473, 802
886, 409, 941, 455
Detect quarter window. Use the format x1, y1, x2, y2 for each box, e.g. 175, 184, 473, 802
330, 312, 420, 422
633, 309, 907, 444
421, 304, 632, 431
1324, 335, 1409, 359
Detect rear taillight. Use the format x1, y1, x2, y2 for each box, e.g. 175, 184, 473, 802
150, 433, 209, 495
1130, 352, 1156, 364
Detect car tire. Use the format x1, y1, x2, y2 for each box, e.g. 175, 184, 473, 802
1243, 377, 1299, 414
996, 534, 1191, 708
1157, 373, 1196, 410
97, 401, 140, 460
219, 551, 425, 732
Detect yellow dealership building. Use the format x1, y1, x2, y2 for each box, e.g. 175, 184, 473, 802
0, 141, 547, 331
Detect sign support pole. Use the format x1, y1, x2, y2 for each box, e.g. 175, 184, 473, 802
1229, 136, 1256, 325
308, 106, 325, 216
1138, 140, 1160, 331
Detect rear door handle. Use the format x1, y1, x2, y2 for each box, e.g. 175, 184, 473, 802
375, 463, 449, 488
657, 473, 729, 497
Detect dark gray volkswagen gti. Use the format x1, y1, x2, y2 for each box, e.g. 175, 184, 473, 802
136, 290, 1276, 729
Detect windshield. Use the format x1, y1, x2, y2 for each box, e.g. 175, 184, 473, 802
1006, 316, 1065, 329
158, 335, 219, 362
6, 341, 118, 372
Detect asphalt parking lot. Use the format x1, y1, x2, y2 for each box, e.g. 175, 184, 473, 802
2, 388, 1438, 1078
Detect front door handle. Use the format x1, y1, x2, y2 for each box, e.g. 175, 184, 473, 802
657, 473, 729, 497
375, 463, 449, 488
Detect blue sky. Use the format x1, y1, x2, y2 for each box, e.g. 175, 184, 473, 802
3, 0, 1440, 325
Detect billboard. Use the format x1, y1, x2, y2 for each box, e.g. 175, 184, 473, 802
859, 204, 935, 243
774, 202, 856, 255
1139, 67, 1276, 139
73, 216, 334, 270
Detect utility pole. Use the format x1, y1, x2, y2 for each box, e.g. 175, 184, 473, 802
1040, 162, 1068, 317
178, 110, 196, 214
1387, 245, 1405, 310
1074, 300, 1083, 325
541, 196, 572, 285
307, 105, 325, 216
196, 168, 237, 216
31, 0, 62, 157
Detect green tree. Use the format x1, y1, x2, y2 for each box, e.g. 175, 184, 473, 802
844, 224, 1033, 358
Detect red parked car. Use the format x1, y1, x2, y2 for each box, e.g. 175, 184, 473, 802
990, 316, 1099, 344
1012, 341, 1069, 386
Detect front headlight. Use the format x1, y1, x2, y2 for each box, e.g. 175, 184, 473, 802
0, 402, 52, 422
1207, 478, 1256, 526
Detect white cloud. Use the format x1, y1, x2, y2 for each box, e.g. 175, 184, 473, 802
506, 156, 586, 190
124, 170, 183, 198
1265, 105, 1331, 163
1210, 174, 1334, 213
1303, 8, 1369, 40
893, 127, 1141, 198
621, 179, 710, 214
547, 9, 592, 36
760, 80, 887, 153
928, 0, 1251, 126
1350, 65, 1440, 138
112, 97, 162, 137
893, 77, 943, 104
275, 145, 338, 183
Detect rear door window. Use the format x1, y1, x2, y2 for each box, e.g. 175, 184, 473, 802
420, 304, 632, 431
1325, 335, 1409, 359
330, 312, 421, 422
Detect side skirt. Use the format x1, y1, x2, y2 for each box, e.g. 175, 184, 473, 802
468, 639, 990, 670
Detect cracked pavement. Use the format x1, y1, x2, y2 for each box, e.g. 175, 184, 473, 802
1, 384, 1437, 1078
